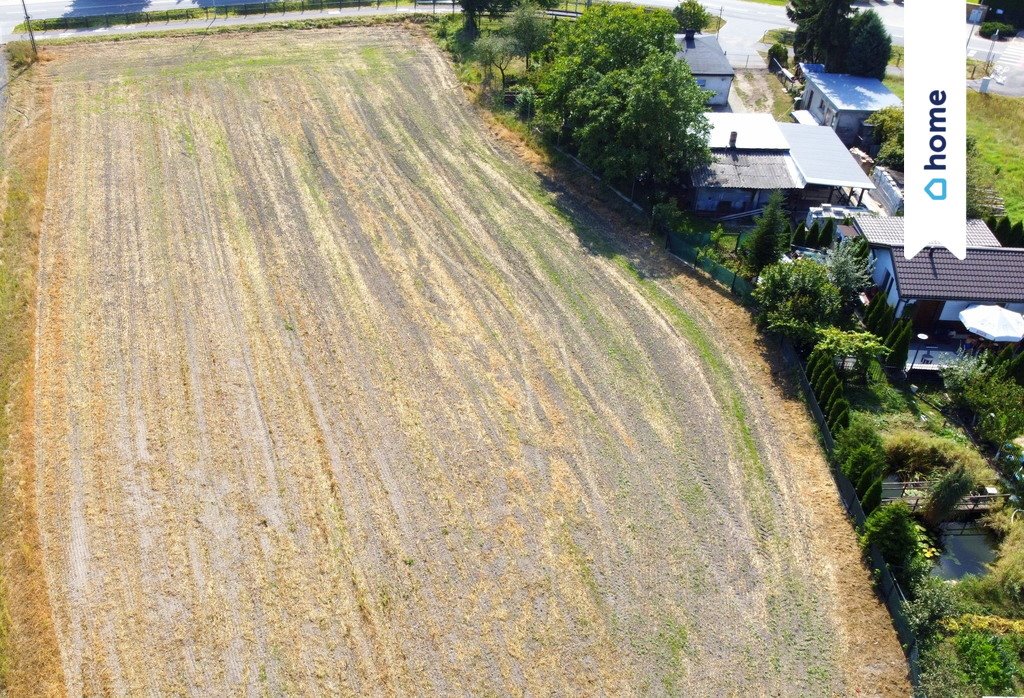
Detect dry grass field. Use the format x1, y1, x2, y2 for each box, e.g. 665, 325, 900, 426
0, 26, 908, 695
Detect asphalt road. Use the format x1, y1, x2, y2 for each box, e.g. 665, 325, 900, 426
0, 0, 1014, 77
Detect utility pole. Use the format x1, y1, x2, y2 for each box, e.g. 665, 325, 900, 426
20, 0, 37, 62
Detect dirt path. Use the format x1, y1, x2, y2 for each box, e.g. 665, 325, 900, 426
13, 27, 908, 695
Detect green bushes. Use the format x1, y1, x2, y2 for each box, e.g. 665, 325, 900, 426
752, 259, 842, 344
861, 502, 921, 584
767, 42, 788, 69
980, 20, 1016, 39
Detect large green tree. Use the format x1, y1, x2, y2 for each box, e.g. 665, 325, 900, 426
787, 0, 853, 71
673, 0, 712, 32
751, 259, 842, 344
461, 0, 515, 36
507, 2, 551, 71
845, 10, 891, 79
539, 5, 710, 187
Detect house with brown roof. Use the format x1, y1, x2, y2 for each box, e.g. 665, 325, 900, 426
852, 215, 1024, 335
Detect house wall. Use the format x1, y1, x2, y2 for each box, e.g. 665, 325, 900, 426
802, 84, 831, 125
833, 111, 870, 147
694, 187, 773, 213
695, 75, 733, 106
800, 83, 871, 146
871, 248, 901, 308
940, 300, 1024, 321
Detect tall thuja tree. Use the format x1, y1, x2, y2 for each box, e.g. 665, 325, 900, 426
845, 10, 891, 79
745, 190, 789, 275
885, 318, 913, 368
788, 0, 853, 71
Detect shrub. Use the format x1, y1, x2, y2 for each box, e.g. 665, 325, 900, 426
903, 575, 967, 641
835, 412, 884, 466
843, 443, 885, 486
767, 42, 788, 70
861, 477, 882, 514
855, 457, 882, 497
829, 402, 850, 432
861, 502, 919, 580
821, 382, 843, 417
791, 222, 807, 247
814, 371, 840, 404
952, 631, 1021, 695
808, 352, 833, 388
941, 349, 989, 402
515, 86, 536, 119
980, 21, 1015, 39
883, 318, 912, 368
752, 259, 842, 344
6, 41, 34, 70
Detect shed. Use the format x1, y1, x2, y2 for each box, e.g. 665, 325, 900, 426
799, 64, 902, 146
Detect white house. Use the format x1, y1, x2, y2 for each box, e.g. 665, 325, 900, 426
798, 64, 902, 147
854, 215, 1024, 334
675, 31, 734, 107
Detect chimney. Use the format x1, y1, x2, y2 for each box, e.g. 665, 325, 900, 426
729, 131, 738, 149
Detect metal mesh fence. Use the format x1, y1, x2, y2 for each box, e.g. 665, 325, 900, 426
664, 229, 754, 302
783, 340, 920, 684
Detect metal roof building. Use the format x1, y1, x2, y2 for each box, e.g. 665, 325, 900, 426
801, 66, 903, 113
853, 216, 1001, 248
691, 114, 875, 214
777, 123, 874, 189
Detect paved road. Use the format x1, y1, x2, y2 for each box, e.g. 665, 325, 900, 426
0, 0, 895, 54
0, 0, 1011, 70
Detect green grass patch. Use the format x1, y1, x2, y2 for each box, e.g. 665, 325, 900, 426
18, 0, 419, 32
35, 12, 432, 46
760, 28, 794, 46
968, 90, 1024, 222
883, 73, 903, 99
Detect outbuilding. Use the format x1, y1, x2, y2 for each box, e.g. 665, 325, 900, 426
799, 64, 902, 146
690, 113, 875, 215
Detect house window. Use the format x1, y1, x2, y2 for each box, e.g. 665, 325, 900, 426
881, 270, 894, 296
697, 79, 707, 87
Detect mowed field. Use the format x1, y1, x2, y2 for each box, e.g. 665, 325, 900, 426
11, 27, 905, 695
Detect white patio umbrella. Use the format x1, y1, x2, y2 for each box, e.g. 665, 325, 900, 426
958, 304, 1024, 343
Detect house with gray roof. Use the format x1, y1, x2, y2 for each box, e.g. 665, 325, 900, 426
675, 31, 734, 107
852, 216, 1024, 334
798, 63, 902, 146
691, 113, 874, 215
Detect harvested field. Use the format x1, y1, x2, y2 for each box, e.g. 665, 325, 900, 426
9, 26, 908, 695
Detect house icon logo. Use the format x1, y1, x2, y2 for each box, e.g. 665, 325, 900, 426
925, 178, 947, 201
